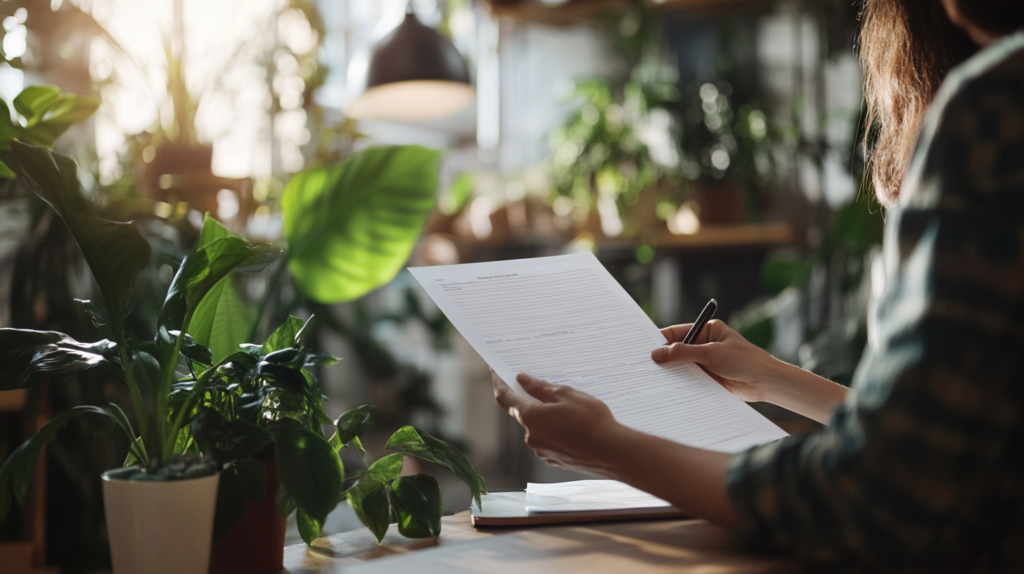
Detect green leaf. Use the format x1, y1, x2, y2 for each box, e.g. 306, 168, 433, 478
191, 408, 271, 465
262, 316, 305, 354
212, 458, 267, 541
366, 453, 403, 483
273, 425, 343, 524
0, 100, 17, 144
345, 479, 390, 544
276, 483, 297, 517
335, 404, 378, 446
189, 276, 256, 364
385, 426, 487, 507
439, 172, 473, 215
73, 299, 111, 332
160, 215, 280, 333
129, 350, 160, 390
0, 328, 122, 390
282, 145, 441, 304
1, 142, 151, 329
12, 86, 60, 124
171, 331, 213, 366
0, 406, 123, 520
212, 462, 245, 541
389, 474, 442, 538
24, 93, 101, 146
297, 507, 323, 546
235, 458, 267, 501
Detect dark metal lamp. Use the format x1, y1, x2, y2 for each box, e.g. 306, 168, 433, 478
347, 6, 474, 121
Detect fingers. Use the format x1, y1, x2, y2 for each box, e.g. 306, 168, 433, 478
493, 372, 531, 413
651, 341, 711, 363
659, 319, 727, 346
516, 373, 563, 403
660, 323, 694, 344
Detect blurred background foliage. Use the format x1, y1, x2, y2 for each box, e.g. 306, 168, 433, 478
0, 0, 886, 570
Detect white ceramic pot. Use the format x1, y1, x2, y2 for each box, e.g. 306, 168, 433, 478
102, 471, 220, 574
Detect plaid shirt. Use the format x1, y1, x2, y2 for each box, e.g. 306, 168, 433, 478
727, 32, 1024, 572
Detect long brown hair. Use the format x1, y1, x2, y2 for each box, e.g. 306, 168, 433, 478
858, 0, 977, 206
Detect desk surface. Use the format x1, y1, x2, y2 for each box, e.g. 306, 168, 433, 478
281, 512, 809, 574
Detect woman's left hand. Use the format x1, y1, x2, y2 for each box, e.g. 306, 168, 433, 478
492, 372, 625, 474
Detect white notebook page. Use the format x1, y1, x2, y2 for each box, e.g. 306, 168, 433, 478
409, 252, 787, 453
525, 480, 672, 513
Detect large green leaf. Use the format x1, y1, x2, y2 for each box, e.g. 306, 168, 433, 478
389, 474, 442, 538
161, 215, 280, 333
12, 86, 61, 123
345, 479, 390, 544
189, 277, 256, 364
0, 329, 122, 390
281, 145, 441, 304
0, 406, 123, 520
385, 426, 487, 507
13, 87, 100, 147
191, 408, 271, 465
1, 142, 151, 328
273, 425, 343, 524
335, 404, 378, 446
296, 507, 323, 546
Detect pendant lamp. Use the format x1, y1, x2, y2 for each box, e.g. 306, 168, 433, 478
346, 5, 474, 121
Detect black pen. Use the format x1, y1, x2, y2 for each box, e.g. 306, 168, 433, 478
681, 298, 717, 344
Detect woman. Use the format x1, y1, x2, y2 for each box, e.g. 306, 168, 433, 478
493, 0, 1024, 570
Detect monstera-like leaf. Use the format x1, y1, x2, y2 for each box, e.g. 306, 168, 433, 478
0, 142, 150, 331
281, 145, 440, 304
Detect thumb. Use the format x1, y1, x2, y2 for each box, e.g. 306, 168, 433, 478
651, 342, 709, 363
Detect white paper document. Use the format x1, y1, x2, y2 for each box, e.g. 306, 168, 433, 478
525, 480, 672, 513
408, 252, 787, 452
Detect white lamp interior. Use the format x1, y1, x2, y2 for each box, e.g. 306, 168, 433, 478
347, 80, 475, 121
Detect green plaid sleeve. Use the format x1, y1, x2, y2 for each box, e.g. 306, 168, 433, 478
726, 33, 1024, 571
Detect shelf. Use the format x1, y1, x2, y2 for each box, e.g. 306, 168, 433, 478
485, 0, 773, 24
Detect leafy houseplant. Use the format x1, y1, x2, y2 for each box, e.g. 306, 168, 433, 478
179, 315, 485, 549
0, 140, 487, 571
0, 141, 280, 574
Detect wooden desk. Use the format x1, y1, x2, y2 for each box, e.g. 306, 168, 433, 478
282, 513, 809, 573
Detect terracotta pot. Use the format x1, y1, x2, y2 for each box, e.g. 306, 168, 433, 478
691, 180, 747, 225
102, 470, 219, 574
208, 458, 287, 574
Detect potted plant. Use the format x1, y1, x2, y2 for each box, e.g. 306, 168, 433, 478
0, 140, 280, 574
167, 312, 485, 574
0, 141, 488, 574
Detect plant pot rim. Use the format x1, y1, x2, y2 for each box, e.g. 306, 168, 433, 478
102, 467, 220, 484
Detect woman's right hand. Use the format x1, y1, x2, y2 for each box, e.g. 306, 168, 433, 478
651, 319, 781, 403
652, 319, 849, 424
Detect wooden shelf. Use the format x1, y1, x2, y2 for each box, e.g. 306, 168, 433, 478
484, 0, 774, 24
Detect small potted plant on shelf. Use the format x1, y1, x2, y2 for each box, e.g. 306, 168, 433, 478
677, 76, 784, 225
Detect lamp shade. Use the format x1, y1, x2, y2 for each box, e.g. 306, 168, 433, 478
347, 12, 474, 121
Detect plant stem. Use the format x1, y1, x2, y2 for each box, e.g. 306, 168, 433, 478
115, 336, 150, 458
251, 257, 290, 343
156, 310, 192, 467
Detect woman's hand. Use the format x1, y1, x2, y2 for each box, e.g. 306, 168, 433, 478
652, 319, 780, 403
492, 370, 740, 527
492, 372, 625, 475
652, 319, 849, 424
